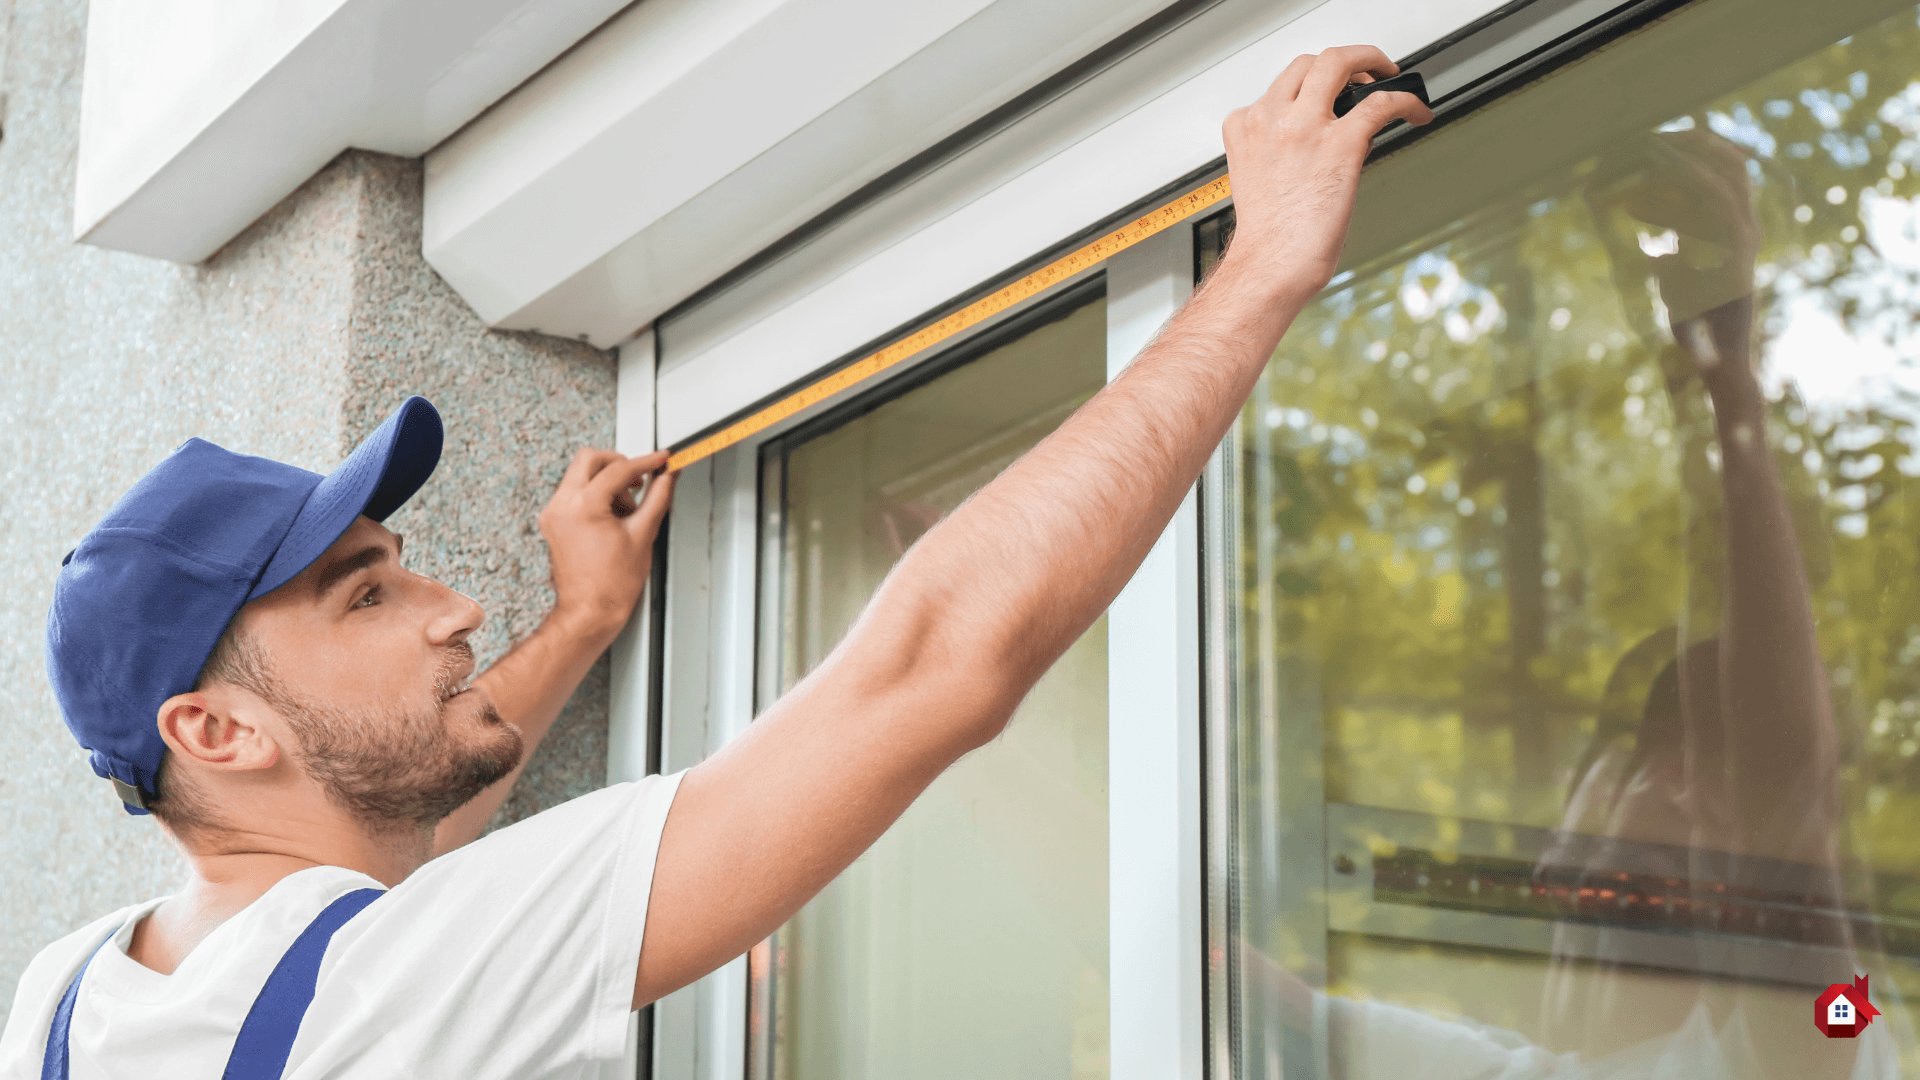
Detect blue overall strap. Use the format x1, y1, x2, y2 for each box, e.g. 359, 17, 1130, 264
220, 887, 384, 1080
39, 934, 112, 1080
40, 887, 382, 1080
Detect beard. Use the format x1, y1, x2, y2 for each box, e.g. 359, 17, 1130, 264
269, 643, 524, 829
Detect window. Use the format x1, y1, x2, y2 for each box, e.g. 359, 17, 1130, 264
749, 289, 1111, 1078
1204, 0, 1920, 1075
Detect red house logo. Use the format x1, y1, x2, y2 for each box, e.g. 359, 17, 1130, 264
1815, 975, 1881, 1038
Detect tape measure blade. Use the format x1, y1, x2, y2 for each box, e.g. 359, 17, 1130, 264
668, 173, 1231, 472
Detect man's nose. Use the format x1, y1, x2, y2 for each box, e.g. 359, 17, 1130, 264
426, 579, 486, 646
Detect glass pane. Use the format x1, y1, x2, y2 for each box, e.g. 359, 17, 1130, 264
758, 294, 1110, 1080
1207, 1, 1920, 1076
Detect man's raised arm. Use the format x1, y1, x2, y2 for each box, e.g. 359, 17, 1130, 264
633, 46, 1431, 1007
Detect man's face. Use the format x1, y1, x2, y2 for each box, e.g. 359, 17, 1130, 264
230, 516, 522, 828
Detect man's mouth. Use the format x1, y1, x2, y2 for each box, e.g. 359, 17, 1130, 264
440, 664, 477, 702
436, 643, 481, 704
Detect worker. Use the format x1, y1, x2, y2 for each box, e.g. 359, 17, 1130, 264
0, 47, 1429, 1079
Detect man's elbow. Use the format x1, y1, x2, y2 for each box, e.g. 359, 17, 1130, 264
841, 644, 1028, 762
847, 582, 1051, 756
909, 636, 1050, 754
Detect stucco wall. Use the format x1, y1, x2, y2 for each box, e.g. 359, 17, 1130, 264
0, 0, 618, 1002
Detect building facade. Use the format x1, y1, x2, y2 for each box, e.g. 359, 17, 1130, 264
6, 0, 1920, 1076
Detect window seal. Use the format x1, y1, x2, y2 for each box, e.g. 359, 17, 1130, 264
1369, 0, 1701, 161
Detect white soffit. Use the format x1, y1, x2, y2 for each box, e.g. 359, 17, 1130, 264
421, 0, 1187, 345
75, 0, 638, 263
650, 0, 1554, 446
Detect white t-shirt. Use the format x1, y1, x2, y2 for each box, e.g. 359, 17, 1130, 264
0, 773, 683, 1080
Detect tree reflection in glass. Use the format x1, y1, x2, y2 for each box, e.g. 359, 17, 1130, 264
1215, 2, 1920, 1076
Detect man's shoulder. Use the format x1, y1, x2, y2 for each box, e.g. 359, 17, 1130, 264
451, 775, 683, 857
15, 901, 151, 997
0, 901, 154, 1074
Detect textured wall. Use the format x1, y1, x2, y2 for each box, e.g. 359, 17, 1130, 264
340, 153, 618, 828
0, 0, 618, 1001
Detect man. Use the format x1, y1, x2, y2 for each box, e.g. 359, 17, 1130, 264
1, 47, 1429, 1078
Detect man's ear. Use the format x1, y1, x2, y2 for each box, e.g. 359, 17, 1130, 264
155, 689, 281, 773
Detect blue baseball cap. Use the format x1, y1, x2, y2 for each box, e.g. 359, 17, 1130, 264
46, 397, 444, 814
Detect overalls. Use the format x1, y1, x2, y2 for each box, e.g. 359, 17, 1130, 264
41, 889, 383, 1080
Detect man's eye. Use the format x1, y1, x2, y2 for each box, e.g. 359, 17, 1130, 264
354, 587, 380, 609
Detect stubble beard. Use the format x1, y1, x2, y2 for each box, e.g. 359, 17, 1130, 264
274, 644, 525, 831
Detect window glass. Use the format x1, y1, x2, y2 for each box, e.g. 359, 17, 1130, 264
1205, 1, 1920, 1076
755, 294, 1109, 1080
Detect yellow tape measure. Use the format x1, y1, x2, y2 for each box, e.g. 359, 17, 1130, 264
667, 174, 1233, 472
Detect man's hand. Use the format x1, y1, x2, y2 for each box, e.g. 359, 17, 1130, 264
631, 47, 1421, 1008
540, 449, 676, 639
432, 449, 675, 855
1221, 46, 1432, 296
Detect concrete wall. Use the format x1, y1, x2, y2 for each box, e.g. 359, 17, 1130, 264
0, 0, 619, 1001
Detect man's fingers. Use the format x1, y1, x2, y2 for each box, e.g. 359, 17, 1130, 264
561, 448, 623, 491
1263, 53, 1318, 103
1621, 192, 1695, 233
1695, 138, 1758, 189
1663, 129, 1751, 171
1298, 45, 1397, 112
1341, 89, 1432, 139
585, 451, 670, 506
1627, 156, 1738, 229
625, 468, 677, 538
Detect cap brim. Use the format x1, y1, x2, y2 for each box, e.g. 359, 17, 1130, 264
249, 397, 443, 600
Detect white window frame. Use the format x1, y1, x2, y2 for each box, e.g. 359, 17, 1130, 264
1106, 225, 1206, 1077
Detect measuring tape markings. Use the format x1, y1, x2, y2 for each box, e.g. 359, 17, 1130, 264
666, 173, 1234, 472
